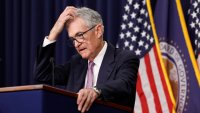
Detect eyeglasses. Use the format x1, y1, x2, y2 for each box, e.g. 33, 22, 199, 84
68, 25, 96, 45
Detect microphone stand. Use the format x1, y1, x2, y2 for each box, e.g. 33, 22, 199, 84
50, 57, 55, 86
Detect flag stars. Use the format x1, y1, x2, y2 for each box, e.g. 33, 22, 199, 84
196, 42, 200, 48
193, 1, 198, 8
148, 25, 151, 30
126, 31, 131, 37
144, 21, 148, 28
188, 9, 191, 14
128, 0, 133, 5
128, 22, 133, 28
145, 44, 149, 49
134, 2, 140, 9
117, 0, 155, 57
190, 22, 195, 28
124, 41, 129, 47
142, 0, 146, 5
140, 8, 145, 15
195, 39, 198, 45
150, 37, 154, 43
145, 12, 148, 17
138, 40, 144, 46
147, 34, 150, 40
137, 18, 143, 23
198, 42, 200, 48
131, 12, 136, 19
121, 23, 126, 30
134, 26, 140, 32
196, 18, 199, 24
120, 33, 125, 39
197, 8, 199, 13
198, 32, 200, 38
129, 45, 134, 50
141, 31, 146, 37
124, 5, 130, 13
195, 29, 199, 34
135, 49, 141, 55
198, 43, 200, 49
191, 11, 197, 18
116, 44, 119, 48
123, 14, 128, 21
198, 22, 200, 28
131, 35, 137, 41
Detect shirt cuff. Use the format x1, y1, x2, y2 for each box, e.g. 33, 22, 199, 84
42, 36, 56, 47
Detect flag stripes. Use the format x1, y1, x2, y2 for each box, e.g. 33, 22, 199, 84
135, 75, 149, 113
135, 46, 171, 113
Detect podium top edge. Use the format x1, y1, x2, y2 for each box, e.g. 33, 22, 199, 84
0, 84, 45, 92
0, 84, 77, 101
0, 84, 75, 96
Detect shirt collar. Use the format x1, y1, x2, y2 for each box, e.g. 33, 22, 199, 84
88, 41, 107, 66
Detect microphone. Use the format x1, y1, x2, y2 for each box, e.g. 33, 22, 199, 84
50, 57, 55, 86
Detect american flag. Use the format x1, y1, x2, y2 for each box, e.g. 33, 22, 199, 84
188, 0, 200, 69
116, 0, 174, 112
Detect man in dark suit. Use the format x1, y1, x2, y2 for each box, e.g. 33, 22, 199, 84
34, 6, 139, 113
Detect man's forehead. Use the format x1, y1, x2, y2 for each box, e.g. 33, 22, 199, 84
67, 24, 88, 37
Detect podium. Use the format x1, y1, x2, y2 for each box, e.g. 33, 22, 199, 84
0, 84, 132, 113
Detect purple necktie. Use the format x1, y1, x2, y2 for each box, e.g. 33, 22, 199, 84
86, 61, 95, 88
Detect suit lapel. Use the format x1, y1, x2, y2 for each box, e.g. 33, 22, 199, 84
97, 43, 116, 85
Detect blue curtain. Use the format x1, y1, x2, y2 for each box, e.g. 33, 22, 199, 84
3, 0, 190, 87
0, 0, 125, 87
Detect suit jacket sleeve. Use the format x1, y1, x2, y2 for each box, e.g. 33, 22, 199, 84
34, 42, 70, 85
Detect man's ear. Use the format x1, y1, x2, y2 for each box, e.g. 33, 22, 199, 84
95, 24, 104, 38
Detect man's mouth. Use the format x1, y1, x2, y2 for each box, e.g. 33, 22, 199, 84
79, 48, 86, 52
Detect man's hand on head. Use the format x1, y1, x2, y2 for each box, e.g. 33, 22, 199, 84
48, 6, 77, 41
77, 88, 99, 113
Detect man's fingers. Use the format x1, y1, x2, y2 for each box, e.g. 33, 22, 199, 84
58, 6, 77, 24
59, 13, 73, 23
63, 14, 73, 23
81, 92, 93, 112
77, 89, 85, 104
77, 90, 87, 111
86, 91, 98, 111
65, 6, 76, 12
64, 6, 77, 18
77, 88, 99, 112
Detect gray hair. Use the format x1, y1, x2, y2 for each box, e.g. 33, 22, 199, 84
76, 7, 103, 28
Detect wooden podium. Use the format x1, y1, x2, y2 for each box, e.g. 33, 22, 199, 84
0, 84, 132, 113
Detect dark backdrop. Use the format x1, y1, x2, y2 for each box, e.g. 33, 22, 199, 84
1, 0, 190, 87
0, 0, 125, 87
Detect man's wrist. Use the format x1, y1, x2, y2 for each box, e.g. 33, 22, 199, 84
48, 32, 58, 41
93, 86, 101, 96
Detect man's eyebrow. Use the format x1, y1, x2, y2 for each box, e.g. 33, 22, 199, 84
68, 32, 83, 39
74, 32, 84, 37
75, 32, 84, 35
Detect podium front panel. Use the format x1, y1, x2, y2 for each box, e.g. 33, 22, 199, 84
0, 89, 130, 113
